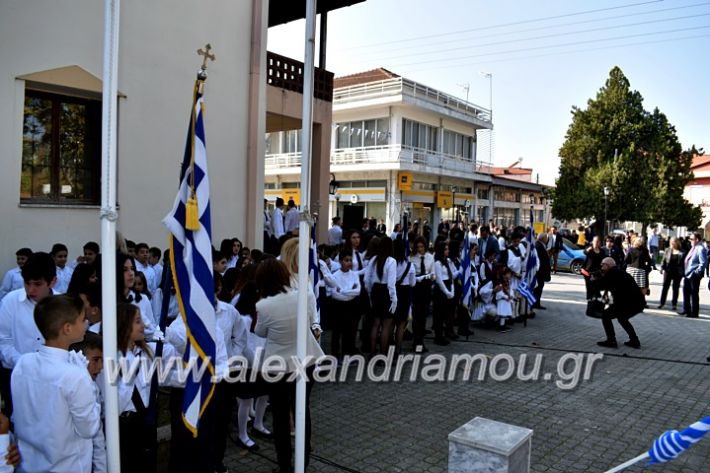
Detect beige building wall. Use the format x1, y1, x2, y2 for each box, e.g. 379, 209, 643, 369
0, 0, 264, 271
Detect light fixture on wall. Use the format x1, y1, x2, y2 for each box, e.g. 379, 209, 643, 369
329, 173, 339, 195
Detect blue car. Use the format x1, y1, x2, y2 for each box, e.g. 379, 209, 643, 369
556, 238, 587, 274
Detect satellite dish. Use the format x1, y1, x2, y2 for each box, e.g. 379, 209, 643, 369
350, 194, 359, 204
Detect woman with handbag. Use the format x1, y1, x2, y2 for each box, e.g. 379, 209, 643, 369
625, 236, 652, 302
582, 236, 605, 300
658, 237, 684, 310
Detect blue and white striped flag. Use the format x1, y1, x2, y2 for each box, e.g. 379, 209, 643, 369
403, 214, 410, 258
460, 233, 473, 313
308, 224, 320, 321
517, 209, 538, 307
648, 415, 710, 464
163, 86, 216, 437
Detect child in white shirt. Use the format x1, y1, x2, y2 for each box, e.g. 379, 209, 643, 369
495, 273, 514, 333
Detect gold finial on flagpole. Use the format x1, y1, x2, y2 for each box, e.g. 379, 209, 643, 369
196, 44, 215, 79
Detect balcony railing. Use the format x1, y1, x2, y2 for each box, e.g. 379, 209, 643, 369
333, 78, 492, 123
265, 144, 493, 174
266, 51, 334, 102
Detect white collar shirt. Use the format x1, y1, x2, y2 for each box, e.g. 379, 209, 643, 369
331, 270, 361, 301
216, 300, 247, 359
0, 288, 44, 369
135, 261, 158, 293
271, 207, 285, 238
0, 267, 23, 302
364, 257, 398, 304
284, 207, 300, 233
328, 225, 343, 246
11, 345, 101, 473
53, 266, 74, 294
396, 260, 416, 287
410, 252, 435, 281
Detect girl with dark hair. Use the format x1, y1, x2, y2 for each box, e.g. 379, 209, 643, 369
66, 262, 98, 296
116, 303, 157, 471
409, 235, 434, 351
220, 238, 242, 269
364, 236, 398, 355
116, 253, 161, 341
432, 241, 459, 345
254, 258, 323, 473
392, 238, 414, 354
340, 229, 368, 351
133, 271, 152, 300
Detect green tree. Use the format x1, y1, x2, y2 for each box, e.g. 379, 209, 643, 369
553, 66, 701, 232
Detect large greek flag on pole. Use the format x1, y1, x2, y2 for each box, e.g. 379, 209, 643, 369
460, 233, 473, 314
648, 415, 710, 464
308, 224, 320, 321
163, 87, 216, 437
517, 209, 538, 306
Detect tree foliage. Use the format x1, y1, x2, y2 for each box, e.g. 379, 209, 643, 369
553, 67, 701, 231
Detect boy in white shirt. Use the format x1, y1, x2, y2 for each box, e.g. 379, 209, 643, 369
330, 252, 362, 359
50, 243, 74, 294
11, 294, 101, 472
0, 248, 32, 303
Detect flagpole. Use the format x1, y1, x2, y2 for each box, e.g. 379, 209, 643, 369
100, 0, 121, 471
296, 0, 317, 472
603, 452, 648, 473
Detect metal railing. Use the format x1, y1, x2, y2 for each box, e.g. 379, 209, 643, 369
266, 51, 334, 102
264, 144, 493, 173
333, 78, 492, 123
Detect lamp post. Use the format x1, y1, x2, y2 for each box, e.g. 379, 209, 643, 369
451, 186, 458, 224
603, 186, 610, 236
480, 71, 493, 164
329, 173, 339, 217
529, 193, 534, 227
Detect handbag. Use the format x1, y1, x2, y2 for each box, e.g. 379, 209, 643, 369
585, 298, 606, 319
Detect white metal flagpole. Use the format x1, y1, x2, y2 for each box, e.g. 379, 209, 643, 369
296, 0, 317, 472
100, 0, 121, 471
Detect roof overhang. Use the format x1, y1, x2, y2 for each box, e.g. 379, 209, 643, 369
269, 0, 367, 27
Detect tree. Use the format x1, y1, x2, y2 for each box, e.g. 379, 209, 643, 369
553, 66, 701, 232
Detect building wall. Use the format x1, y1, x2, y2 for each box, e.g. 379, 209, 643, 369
0, 0, 260, 270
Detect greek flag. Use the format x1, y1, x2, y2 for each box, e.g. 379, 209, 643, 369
517, 209, 538, 306
403, 214, 410, 258
163, 86, 216, 437
460, 233, 473, 313
308, 224, 320, 321
648, 415, 710, 464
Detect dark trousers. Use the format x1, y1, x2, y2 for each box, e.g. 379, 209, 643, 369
168, 387, 216, 473
683, 273, 703, 317
549, 250, 559, 272
601, 308, 639, 343
411, 281, 432, 345
269, 366, 316, 471
330, 299, 360, 357
432, 287, 453, 339
660, 272, 682, 307
213, 381, 235, 467
533, 280, 545, 307
584, 276, 600, 300
0, 368, 13, 418
119, 411, 156, 473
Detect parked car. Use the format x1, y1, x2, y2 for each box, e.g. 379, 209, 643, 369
556, 238, 587, 274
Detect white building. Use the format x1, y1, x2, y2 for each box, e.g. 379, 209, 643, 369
265, 68, 550, 234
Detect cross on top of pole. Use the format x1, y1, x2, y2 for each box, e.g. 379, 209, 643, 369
196, 44, 215, 82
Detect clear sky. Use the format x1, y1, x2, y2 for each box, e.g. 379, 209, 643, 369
267, 0, 710, 185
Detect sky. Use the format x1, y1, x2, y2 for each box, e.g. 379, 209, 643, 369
267, 0, 710, 185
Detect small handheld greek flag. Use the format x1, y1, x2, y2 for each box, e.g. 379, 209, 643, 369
460, 233, 473, 313
517, 209, 538, 306
308, 224, 320, 322
648, 415, 710, 464
163, 80, 217, 437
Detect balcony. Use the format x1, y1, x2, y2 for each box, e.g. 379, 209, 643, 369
333, 78, 492, 125
266, 51, 334, 102
265, 144, 494, 176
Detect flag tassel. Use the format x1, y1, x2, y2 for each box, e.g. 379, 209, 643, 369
185, 193, 199, 230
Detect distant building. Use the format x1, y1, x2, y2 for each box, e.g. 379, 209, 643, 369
264, 68, 551, 233
685, 154, 710, 234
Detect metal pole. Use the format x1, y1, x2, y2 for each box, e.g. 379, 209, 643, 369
605, 194, 608, 237
296, 1, 317, 472
100, 0, 121, 471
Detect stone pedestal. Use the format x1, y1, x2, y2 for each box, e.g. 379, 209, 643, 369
448, 417, 533, 473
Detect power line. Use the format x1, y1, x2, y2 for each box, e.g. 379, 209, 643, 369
333, 0, 664, 51
388, 23, 710, 69
344, 1, 710, 58
351, 11, 710, 65
398, 32, 710, 74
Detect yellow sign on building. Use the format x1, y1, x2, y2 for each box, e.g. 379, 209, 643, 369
282, 189, 301, 205
436, 191, 453, 208
398, 171, 413, 191
533, 222, 545, 235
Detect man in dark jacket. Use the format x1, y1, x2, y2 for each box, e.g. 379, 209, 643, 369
533, 233, 551, 311
593, 257, 644, 348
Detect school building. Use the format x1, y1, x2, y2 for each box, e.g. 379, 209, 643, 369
264, 68, 551, 233
0, 0, 367, 270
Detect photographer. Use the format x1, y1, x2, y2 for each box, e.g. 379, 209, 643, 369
592, 257, 644, 349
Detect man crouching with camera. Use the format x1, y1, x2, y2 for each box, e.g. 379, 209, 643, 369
592, 257, 644, 349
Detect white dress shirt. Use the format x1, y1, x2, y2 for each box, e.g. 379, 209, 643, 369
0, 267, 23, 302
0, 288, 44, 369
255, 289, 324, 373
216, 300, 247, 359
396, 260, 416, 287
364, 256, 398, 306
117, 347, 151, 414
271, 207, 285, 239
410, 252, 435, 282
151, 288, 180, 323
54, 265, 74, 294
135, 260, 158, 294
434, 259, 459, 299
328, 224, 343, 246
11, 345, 101, 473
162, 316, 228, 386
330, 270, 361, 302
264, 210, 273, 237
284, 207, 300, 234
126, 290, 162, 341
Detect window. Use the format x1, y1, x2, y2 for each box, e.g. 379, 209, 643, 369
336, 118, 390, 149
21, 90, 101, 204
402, 118, 437, 152
442, 129, 474, 160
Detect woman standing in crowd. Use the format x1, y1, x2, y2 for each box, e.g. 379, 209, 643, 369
365, 236, 398, 355
410, 236, 434, 352
582, 236, 605, 300
392, 239, 415, 355
116, 252, 161, 341
432, 241, 459, 346
255, 258, 324, 473
625, 236, 652, 302
658, 237, 685, 310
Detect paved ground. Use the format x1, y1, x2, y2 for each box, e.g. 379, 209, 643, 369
222, 270, 710, 472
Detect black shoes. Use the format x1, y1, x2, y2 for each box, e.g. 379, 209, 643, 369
532, 305, 547, 310
687, 314, 699, 318
236, 438, 259, 452
527, 312, 536, 319
657, 304, 664, 309
433, 337, 450, 346
252, 427, 273, 440
597, 339, 618, 348
624, 340, 641, 349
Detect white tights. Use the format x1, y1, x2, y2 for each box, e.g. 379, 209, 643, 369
237, 396, 269, 443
